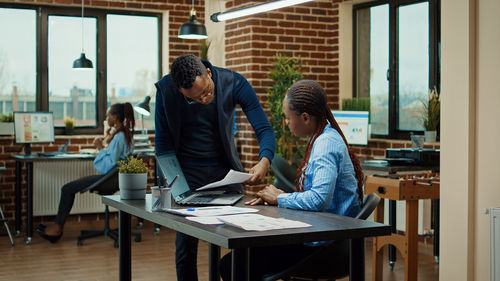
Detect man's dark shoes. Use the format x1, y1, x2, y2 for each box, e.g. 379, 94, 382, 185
36, 226, 62, 243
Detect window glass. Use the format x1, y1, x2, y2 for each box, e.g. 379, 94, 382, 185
48, 15, 97, 127
0, 8, 36, 115
398, 2, 429, 131
107, 14, 158, 131
356, 4, 389, 135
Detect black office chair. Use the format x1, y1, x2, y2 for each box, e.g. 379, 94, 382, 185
77, 168, 142, 247
270, 154, 296, 193
262, 193, 382, 281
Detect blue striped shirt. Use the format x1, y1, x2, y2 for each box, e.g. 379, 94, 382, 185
94, 132, 133, 175
277, 124, 361, 218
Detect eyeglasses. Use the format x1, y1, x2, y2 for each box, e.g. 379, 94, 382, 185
183, 80, 214, 105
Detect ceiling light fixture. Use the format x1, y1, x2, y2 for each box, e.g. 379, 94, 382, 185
178, 0, 208, 39
210, 0, 314, 22
73, 0, 93, 69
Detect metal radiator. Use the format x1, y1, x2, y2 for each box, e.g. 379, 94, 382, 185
492, 207, 500, 281
33, 160, 107, 216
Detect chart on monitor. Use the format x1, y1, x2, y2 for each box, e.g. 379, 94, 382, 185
14, 112, 55, 148
332, 110, 369, 145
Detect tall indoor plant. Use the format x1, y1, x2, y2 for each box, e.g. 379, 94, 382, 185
266, 54, 304, 165
118, 155, 148, 200
421, 87, 440, 142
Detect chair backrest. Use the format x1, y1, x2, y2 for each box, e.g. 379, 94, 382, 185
80, 168, 119, 196
355, 193, 381, 220
270, 154, 297, 193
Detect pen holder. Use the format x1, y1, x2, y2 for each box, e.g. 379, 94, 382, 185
151, 186, 173, 211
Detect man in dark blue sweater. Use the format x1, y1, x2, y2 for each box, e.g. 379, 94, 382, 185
154, 54, 276, 281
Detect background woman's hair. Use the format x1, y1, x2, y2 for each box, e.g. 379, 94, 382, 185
108, 102, 135, 148
171, 53, 208, 89
286, 80, 364, 201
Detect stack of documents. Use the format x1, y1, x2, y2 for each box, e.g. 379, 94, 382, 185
168, 206, 311, 231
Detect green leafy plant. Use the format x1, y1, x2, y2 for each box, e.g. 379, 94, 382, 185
199, 39, 211, 60
266, 54, 305, 165
342, 97, 371, 122
117, 155, 148, 174
64, 117, 74, 130
421, 88, 440, 131
0, 113, 13, 122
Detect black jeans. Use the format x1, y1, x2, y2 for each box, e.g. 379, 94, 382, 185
55, 174, 105, 226
175, 164, 236, 281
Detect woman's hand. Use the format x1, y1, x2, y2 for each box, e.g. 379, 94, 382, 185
93, 137, 104, 150
246, 157, 271, 185
245, 185, 285, 206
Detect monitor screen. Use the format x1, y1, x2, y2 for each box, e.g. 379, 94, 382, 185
332, 110, 369, 145
14, 112, 55, 144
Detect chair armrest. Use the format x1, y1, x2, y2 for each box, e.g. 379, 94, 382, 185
79, 168, 119, 194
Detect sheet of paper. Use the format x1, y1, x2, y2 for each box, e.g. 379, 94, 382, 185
163, 206, 259, 217
217, 214, 312, 231
186, 216, 224, 225
196, 169, 253, 191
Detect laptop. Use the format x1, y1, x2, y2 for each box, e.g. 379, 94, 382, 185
156, 153, 243, 206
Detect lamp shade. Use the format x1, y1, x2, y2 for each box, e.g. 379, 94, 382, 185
73, 53, 93, 69
134, 96, 151, 116
178, 10, 208, 39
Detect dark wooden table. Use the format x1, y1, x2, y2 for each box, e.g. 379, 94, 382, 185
103, 194, 391, 281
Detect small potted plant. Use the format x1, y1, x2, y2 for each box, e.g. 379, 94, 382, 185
0, 113, 14, 135
117, 155, 148, 200
421, 88, 440, 142
64, 117, 75, 135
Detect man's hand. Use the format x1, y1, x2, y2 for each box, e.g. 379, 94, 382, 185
245, 184, 285, 206
246, 157, 271, 185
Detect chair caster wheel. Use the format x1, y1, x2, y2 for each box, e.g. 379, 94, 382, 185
135, 235, 142, 242
389, 261, 395, 271
114, 241, 119, 248
77, 239, 83, 246
24, 237, 31, 245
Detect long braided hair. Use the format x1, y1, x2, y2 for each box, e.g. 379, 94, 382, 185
108, 102, 135, 149
286, 80, 364, 201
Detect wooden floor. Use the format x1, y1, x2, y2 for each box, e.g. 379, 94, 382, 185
0, 218, 439, 281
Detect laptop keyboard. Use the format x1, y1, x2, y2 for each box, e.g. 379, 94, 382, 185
187, 194, 219, 204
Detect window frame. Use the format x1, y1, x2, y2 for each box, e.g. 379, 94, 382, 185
0, 3, 162, 135
353, 0, 440, 140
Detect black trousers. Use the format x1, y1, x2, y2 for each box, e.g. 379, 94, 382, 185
175, 164, 239, 281
218, 244, 317, 281
55, 174, 105, 226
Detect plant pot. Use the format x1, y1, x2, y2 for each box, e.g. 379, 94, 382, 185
424, 130, 437, 143
119, 173, 147, 200
0, 122, 14, 135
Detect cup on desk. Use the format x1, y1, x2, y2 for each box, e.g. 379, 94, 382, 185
151, 186, 173, 211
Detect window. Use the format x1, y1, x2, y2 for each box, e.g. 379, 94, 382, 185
0, 4, 161, 134
0, 8, 36, 114
354, 0, 440, 139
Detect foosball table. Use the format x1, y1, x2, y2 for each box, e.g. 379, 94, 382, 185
365, 172, 440, 281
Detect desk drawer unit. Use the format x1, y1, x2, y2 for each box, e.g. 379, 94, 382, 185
33, 160, 107, 216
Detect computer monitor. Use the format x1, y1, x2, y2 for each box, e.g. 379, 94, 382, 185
14, 112, 55, 145
332, 110, 369, 145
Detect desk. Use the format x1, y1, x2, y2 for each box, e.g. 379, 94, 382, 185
12, 154, 95, 245
103, 194, 391, 281
12, 152, 157, 245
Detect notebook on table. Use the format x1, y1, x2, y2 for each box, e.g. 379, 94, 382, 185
156, 153, 243, 206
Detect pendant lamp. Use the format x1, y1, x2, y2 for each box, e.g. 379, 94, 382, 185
178, 0, 208, 39
73, 0, 93, 69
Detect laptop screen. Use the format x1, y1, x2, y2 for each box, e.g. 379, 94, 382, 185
156, 152, 191, 202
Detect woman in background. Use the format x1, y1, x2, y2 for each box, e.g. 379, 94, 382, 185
36, 102, 135, 243
219, 80, 364, 280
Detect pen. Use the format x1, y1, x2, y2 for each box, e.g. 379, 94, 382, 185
167, 174, 179, 189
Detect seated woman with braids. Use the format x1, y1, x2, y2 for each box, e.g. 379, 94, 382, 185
218, 80, 364, 281
36, 102, 135, 243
